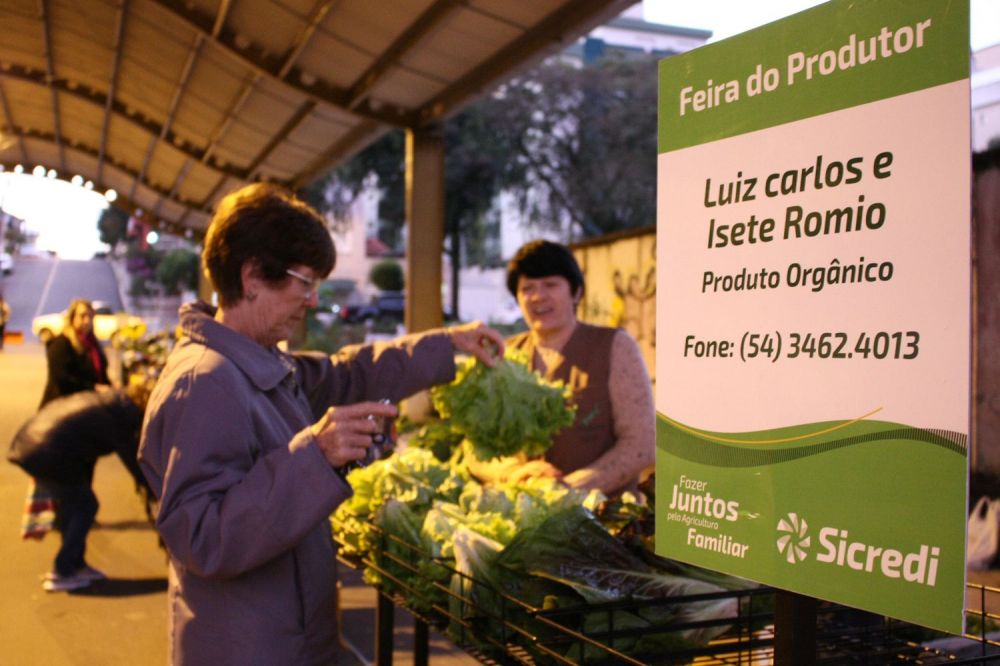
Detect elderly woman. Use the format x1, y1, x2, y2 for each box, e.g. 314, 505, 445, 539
138, 183, 503, 665
468, 240, 654, 496
40, 299, 111, 406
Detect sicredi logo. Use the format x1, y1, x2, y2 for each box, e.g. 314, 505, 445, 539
775, 515, 941, 586
776, 513, 811, 563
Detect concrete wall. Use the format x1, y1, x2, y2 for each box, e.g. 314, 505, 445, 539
572, 227, 657, 385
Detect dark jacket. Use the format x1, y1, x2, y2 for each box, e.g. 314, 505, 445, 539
40, 333, 110, 407
9, 390, 145, 487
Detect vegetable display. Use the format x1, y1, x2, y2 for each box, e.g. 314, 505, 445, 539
430, 348, 576, 461
330, 448, 753, 662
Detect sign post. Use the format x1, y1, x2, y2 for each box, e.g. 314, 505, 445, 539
656, 0, 971, 635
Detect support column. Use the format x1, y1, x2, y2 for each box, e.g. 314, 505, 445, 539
405, 126, 444, 333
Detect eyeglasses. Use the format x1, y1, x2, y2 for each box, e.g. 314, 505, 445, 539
285, 268, 320, 297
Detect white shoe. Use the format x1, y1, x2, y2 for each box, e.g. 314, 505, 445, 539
42, 572, 92, 592
75, 565, 107, 582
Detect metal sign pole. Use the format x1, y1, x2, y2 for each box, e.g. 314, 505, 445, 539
774, 590, 817, 666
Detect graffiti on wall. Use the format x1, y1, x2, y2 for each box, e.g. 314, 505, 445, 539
573, 228, 656, 384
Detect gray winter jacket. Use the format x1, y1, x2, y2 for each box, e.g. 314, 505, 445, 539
139, 301, 455, 665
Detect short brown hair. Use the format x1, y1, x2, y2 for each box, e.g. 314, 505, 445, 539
506, 240, 584, 298
202, 183, 336, 306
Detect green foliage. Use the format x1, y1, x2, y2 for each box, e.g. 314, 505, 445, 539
308, 52, 660, 315
125, 244, 161, 296
155, 249, 199, 295
486, 507, 739, 659
430, 348, 575, 461
331, 447, 466, 565
405, 419, 464, 462
97, 205, 130, 249
369, 259, 404, 291
300, 319, 367, 353
492, 53, 659, 238
3, 221, 27, 254
128, 274, 154, 297
318, 130, 406, 249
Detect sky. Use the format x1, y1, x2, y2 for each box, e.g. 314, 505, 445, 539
643, 0, 1000, 51
0, 171, 110, 260
2, 0, 998, 260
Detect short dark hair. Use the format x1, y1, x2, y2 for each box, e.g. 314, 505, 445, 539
506, 240, 584, 298
202, 183, 335, 306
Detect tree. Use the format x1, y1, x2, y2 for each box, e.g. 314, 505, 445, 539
308, 51, 660, 315
369, 259, 404, 292
125, 244, 161, 297
492, 53, 659, 239
97, 205, 130, 251
155, 249, 200, 295
304, 130, 406, 252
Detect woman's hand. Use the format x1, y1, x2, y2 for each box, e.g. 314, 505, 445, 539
448, 321, 505, 367
504, 459, 562, 484
561, 467, 600, 491
310, 401, 398, 469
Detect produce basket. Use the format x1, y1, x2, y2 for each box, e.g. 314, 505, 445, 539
337, 523, 1000, 665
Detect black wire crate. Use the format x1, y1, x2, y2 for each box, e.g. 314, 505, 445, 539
336, 525, 1000, 665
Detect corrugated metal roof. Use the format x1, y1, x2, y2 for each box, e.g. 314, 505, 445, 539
0, 0, 634, 232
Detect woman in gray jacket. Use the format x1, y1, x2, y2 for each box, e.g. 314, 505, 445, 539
138, 183, 502, 665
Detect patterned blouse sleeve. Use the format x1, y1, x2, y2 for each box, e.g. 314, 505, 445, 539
574, 329, 656, 494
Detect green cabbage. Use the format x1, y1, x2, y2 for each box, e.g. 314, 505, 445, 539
430, 348, 575, 461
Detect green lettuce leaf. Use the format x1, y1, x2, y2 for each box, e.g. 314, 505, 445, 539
430, 348, 575, 460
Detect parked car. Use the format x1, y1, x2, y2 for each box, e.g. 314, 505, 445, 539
313, 279, 367, 326
356, 291, 405, 323
489, 297, 524, 326
0, 252, 13, 275
32, 300, 147, 344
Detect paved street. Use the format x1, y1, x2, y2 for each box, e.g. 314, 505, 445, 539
0, 340, 170, 664
0, 255, 476, 665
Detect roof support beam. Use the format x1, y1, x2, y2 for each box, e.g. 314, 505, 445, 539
148, 0, 410, 127
344, 0, 459, 112
38, 0, 66, 173
199, 73, 259, 176
155, 158, 192, 218
245, 100, 316, 180
0, 80, 29, 165
405, 126, 445, 333
416, 0, 635, 125
211, 0, 232, 38
97, 0, 128, 185
1, 124, 178, 204
131, 34, 204, 201
277, 0, 337, 79
290, 118, 384, 190
2, 63, 252, 182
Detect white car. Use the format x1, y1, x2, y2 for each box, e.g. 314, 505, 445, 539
32, 301, 147, 343
0, 252, 12, 275
489, 297, 524, 326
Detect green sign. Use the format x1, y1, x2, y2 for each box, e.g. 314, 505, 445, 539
655, 0, 970, 634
